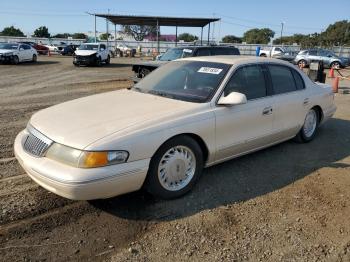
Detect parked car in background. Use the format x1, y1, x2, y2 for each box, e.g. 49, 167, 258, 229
73, 43, 110, 66
18, 41, 49, 55
0, 43, 38, 64
61, 44, 80, 56
259, 46, 285, 57
132, 45, 240, 81
44, 44, 59, 52
259, 46, 297, 63
14, 56, 336, 200
115, 43, 136, 57
294, 49, 349, 68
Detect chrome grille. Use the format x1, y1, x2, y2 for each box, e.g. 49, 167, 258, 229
23, 125, 53, 157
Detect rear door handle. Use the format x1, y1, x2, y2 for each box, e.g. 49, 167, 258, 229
262, 106, 273, 115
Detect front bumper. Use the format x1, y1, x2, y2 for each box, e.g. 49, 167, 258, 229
73, 55, 97, 66
0, 54, 14, 63
14, 130, 150, 200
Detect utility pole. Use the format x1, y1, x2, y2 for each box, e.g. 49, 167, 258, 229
94, 14, 97, 43
280, 22, 284, 45
106, 9, 110, 47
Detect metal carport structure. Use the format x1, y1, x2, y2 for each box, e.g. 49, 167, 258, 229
91, 14, 220, 52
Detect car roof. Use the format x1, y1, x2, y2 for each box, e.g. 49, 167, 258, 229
180, 55, 294, 66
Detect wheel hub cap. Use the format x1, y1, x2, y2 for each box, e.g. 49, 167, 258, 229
303, 110, 317, 138
158, 146, 196, 191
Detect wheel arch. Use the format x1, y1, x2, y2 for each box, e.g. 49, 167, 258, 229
154, 133, 210, 163
311, 105, 324, 123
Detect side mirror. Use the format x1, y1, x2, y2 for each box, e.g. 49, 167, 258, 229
19, 47, 24, 51
100, 48, 105, 51
218, 92, 247, 106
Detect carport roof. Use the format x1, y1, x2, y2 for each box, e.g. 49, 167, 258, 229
94, 14, 220, 27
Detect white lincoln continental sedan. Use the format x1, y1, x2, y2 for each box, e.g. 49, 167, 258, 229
14, 56, 336, 200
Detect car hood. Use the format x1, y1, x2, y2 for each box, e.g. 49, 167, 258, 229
0, 49, 15, 54
75, 50, 97, 56
133, 60, 168, 68
30, 89, 200, 149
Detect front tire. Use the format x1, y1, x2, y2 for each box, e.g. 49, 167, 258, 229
330, 61, 341, 69
32, 54, 37, 62
12, 55, 19, 65
105, 55, 110, 65
145, 136, 204, 199
295, 108, 319, 143
95, 56, 102, 67
298, 59, 307, 68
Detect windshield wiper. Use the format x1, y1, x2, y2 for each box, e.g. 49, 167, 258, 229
148, 90, 175, 99
132, 86, 144, 93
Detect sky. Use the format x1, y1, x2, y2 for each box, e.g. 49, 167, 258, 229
1, 0, 349, 40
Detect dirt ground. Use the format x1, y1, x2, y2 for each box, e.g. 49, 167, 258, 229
0, 56, 350, 262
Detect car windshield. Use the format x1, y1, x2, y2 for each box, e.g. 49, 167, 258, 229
159, 48, 194, 61
79, 44, 99, 51
133, 61, 231, 103
0, 43, 18, 50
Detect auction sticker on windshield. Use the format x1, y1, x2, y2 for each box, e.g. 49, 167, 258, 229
198, 67, 223, 74
183, 49, 193, 53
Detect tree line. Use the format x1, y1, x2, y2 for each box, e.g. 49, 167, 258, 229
222, 20, 350, 48
1, 20, 349, 47
0, 26, 88, 40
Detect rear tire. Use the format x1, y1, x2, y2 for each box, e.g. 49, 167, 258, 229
260, 54, 267, 57
295, 108, 319, 143
145, 136, 204, 199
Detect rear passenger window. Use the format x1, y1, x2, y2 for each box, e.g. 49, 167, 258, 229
196, 48, 211, 56
224, 65, 267, 100
291, 70, 305, 90
268, 65, 297, 94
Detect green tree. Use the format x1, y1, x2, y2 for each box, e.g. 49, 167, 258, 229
99, 33, 112, 40
122, 25, 157, 41
321, 20, 350, 46
52, 33, 72, 38
0, 26, 25, 37
222, 35, 242, 43
33, 26, 50, 38
243, 28, 275, 44
178, 33, 198, 42
72, 33, 87, 40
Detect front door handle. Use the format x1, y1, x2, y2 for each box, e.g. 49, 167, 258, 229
262, 106, 273, 116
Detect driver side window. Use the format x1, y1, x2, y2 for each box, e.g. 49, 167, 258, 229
224, 65, 267, 100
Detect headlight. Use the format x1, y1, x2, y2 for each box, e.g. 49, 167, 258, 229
45, 143, 129, 168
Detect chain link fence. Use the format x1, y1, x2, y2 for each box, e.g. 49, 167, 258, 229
1, 36, 349, 58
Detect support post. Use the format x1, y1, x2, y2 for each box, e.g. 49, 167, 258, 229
94, 14, 97, 42
106, 18, 109, 47
207, 23, 211, 45
114, 24, 117, 52
175, 25, 178, 47
280, 22, 284, 45
201, 27, 203, 45
156, 19, 160, 54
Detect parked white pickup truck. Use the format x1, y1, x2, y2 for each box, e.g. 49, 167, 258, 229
259, 47, 285, 57
73, 43, 110, 66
